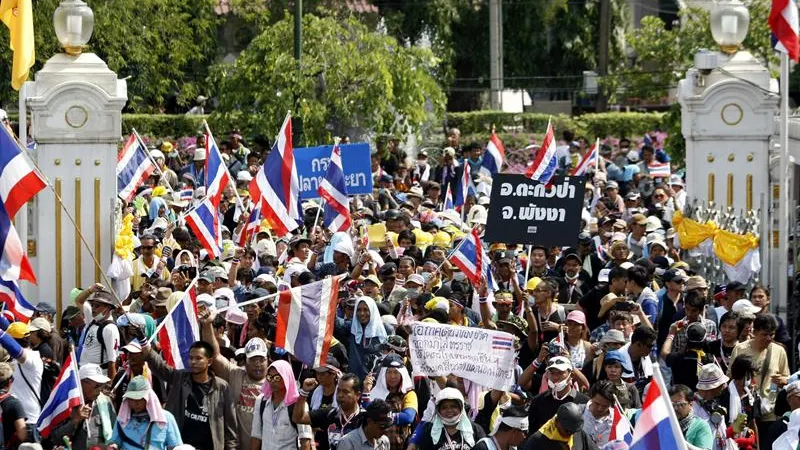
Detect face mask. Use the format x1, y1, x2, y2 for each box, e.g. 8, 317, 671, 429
453, 273, 466, 282
528, 296, 536, 306
566, 272, 579, 281
406, 288, 419, 296
440, 413, 461, 426
93, 312, 106, 321
548, 378, 569, 392
604, 232, 613, 238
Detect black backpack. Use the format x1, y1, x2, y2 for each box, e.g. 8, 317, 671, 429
93, 319, 115, 367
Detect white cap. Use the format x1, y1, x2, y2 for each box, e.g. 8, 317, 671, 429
79, 363, 111, 383
546, 356, 573, 372
406, 274, 425, 286
193, 148, 207, 161
236, 171, 253, 182
626, 150, 640, 162
122, 340, 143, 354
196, 293, 216, 309
244, 338, 268, 359
732, 299, 762, 315
28, 317, 51, 333
151, 150, 165, 160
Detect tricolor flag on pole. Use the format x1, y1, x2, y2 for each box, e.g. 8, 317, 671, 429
571, 138, 599, 176
447, 228, 484, 286
480, 130, 505, 176
37, 350, 83, 438
249, 113, 302, 237
771, 0, 800, 61
317, 141, 352, 233
274, 277, 341, 367
238, 204, 262, 248
0, 126, 45, 218
453, 163, 474, 207
443, 185, 454, 211
204, 125, 233, 208
525, 119, 559, 184
178, 188, 194, 202
185, 198, 222, 259
0, 278, 33, 322
609, 398, 634, 445
157, 283, 199, 370
630, 363, 688, 450
117, 133, 156, 203
0, 196, 35, 283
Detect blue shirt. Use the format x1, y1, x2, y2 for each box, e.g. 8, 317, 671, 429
111, 411, 182, 450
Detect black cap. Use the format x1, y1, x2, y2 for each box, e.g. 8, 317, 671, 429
381, 353, 405, 369
557, 403, 584, 434
687, 322, 707, 343
563, 253, 581, 264
378, 263, 397, 278
726, 281, 746, 292
662, 269, 688, 283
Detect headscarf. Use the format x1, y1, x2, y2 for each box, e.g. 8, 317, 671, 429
117, 385, 167, 426
351, 297, 388, 344
369, 365, 414, 401
116, 313, 156, 339
148, 196, 168, 221
430, 388, 475, 447
324, 232, 354, 264
174, 250, 196, 267
774, 409, 800, 450
261, 360, 300, 406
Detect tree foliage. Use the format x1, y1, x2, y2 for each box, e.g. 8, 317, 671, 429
610, 0, 774, 102
0, 0, 220, 111
210, 15, 446, 144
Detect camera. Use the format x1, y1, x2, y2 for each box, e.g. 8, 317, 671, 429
615, 301, 636, 312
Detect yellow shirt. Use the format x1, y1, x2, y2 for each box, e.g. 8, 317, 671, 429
131, 257, 170, 292
729, 340, 789, 421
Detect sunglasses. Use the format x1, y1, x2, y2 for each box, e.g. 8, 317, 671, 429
265, 374, 283, 383
141, 246, 154, 250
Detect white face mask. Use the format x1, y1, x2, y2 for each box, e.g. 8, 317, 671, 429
566, 272, 579, 281
453, 272, 467, 282
93, 312, 106, 321
440, 413, 461, 426
548, 378, 570, 392
604, 232, 613, 238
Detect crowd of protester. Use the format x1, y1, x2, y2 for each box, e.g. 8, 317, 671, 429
0, 126, 795, 450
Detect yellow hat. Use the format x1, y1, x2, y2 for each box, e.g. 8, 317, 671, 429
152, 186, 168, 198
7, 322, 29, 339
161, 141, 174, 153
525, 277, 543, 291
433, 231, 451, 247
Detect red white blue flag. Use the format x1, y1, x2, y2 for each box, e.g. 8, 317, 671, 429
274, 277, 340, 367
609, 398, 633, 445
525, 119, 558, 184
158, 283, 199, 369
453, 163, 474, 207
443, 184, 454, 211
178, 188, 194, 201
481, 131, 505, 176
37, 351, 82, 438
249, 113, 302, 237
0, 127, 44, 218
185, 198, 222, 259
238, 204, 262, 248
630, 364, 688, 450
117, 134, 156, 203
204, 126, 233, 207
448, 228, 483, 285
771, 0, 800, 61
0, 197, 35, 283
317, 142, 352, 233
647, 162, 671, 178
571, 138, 599, 176
0, 278, 33, 322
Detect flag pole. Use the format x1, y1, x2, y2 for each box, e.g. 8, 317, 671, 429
147, 276, 200, 345
778, 51, 791, 318
524, 245, 532, 282
131, 128, 165, 178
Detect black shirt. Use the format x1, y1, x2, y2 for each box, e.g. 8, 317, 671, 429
416, 420, 486, 450
182, 380, 214, 450
35, 342, 54, 361
1, 396, 25, 449
310, 407, 365, 450
528, 390, 590, 434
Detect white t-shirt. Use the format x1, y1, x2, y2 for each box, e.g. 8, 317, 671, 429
11, 348, 43, 423
79, 316, 120, 371
251, 395, 312, 450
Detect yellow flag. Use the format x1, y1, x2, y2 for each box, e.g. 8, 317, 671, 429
0, 0, 34, 90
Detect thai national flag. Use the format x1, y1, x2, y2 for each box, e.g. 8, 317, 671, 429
631, 364, 688, 450
238, 204, 261, 248
525, 119, 558, 184
0, 127, 45, 218
443, 185, 454, 211
491, 335, 514, 350
37, 351, 82, 438
0, 198, 35, 283
609, 399, 633, 445
453, 163, 474, 207
571, 138, 599, 176
274, 277, 340, 367
318, 142, 352, 233
179, 188, 194, 201
158, 284, 199, 369
185, 198, 222, 259
647, 162, 671, 178
204, 127, 233, 207
249, 113, 302, 237
481, 131, 505, 176
0, 278, 34, 322
448, 229, 483, 285
117, 134, 156, 203
771, 0, 800, 61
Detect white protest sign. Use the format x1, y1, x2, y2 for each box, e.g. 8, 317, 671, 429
409, 321, 516, 390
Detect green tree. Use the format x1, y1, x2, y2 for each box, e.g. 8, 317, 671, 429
210, 14, 445, 144
0, 0, 220, 111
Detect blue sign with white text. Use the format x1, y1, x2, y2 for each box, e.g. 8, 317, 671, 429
293, 143, 373, 199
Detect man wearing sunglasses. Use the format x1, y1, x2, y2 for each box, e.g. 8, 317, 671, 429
335, 399, 392, 450
131, 234, 169, 292
669, 384, 713, 450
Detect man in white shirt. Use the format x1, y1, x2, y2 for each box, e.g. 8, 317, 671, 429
3, 322, 43, 426
78, 290, 120, 380
670, 175, 687, 212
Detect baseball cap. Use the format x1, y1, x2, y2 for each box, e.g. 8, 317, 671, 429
406, 274, 425, 287
122, 340, 144, 354
662, 269, 689, 283
603, 350, 633, 374
732, 299, 762, 315
687, 322, 707, 343
314, 355, 342, 373
546, 356, 573, 372
726, 281, 746, 292
196, 293, 216, 309
7, 322, 29, 339
244, 338, 268, 359
566, 310, 586, 326
605, 181, 619, 190
556, 403, 584, 434
28, 318, 52, 333
123, 375, 151, 400
198, 271, 216, 283
79, 363, 111, 384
